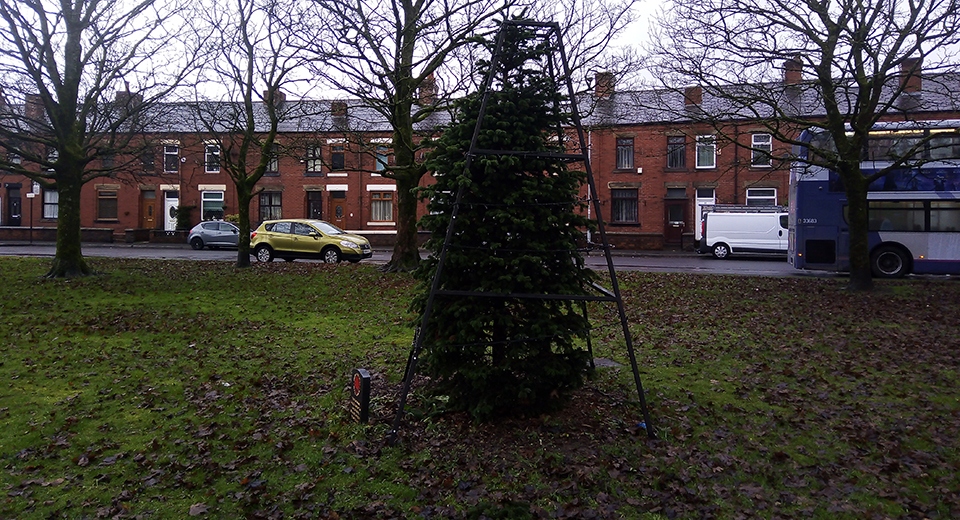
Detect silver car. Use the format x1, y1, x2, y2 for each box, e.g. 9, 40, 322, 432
187, 221, 240, 250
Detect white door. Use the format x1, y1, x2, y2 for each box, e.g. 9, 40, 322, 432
694, 188, 716, 242
164, 191, 179, 231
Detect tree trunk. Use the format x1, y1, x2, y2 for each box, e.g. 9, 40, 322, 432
45, 178, 91, 278
844, 172, 874, 291
381, 123, 422, 273
235, 186, 253, 268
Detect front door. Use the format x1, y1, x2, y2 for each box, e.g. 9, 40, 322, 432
141, 191, 157, 229
6, 186, 22, 226
664, 200, 687, 245
163, 191, 179, 231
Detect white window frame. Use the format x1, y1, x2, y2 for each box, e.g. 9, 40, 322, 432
42, 189, 59, 219
204, 142, 221, 173
695, 135, 716, 169
201, 190, 225, 219
746, 187, 777, 206
751, 133, 773, 167
164, 144, 180, 173
305, 146, 322, 174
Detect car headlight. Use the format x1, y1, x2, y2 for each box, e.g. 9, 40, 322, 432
340, 240, 360, 250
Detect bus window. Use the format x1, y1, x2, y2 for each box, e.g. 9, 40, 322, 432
865, 201, 925, 231
931, 201, 960, 232
866, 133, 923, 161
928, 134, 960, 160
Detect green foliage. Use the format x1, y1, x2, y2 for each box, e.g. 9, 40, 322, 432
414, 27, 596, 420
174, 205, 196, 230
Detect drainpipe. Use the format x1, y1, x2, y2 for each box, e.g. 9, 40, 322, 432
733, 125, 740, 204
586, 129, 592, 243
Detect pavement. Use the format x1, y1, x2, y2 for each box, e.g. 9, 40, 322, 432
0, 240, 696, 257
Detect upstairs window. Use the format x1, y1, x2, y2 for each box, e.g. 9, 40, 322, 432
751, 133, 772, 167
164, 145, 180, 173
615, 138, 634, 170
265, 144, 279, 175
666, 136, 685, 169
305, 146, 322, 175
375, 145, 389, 172
204, 143, 221, 173
696, 135, 716, 169
331, 145, 345, 171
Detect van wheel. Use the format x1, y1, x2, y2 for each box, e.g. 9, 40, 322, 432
711, 243, 731, 259
871, 245, 909, 278
255, 245, 274, 263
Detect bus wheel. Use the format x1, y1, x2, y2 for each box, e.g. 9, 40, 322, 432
871, 245, 909, 278
711, 243, 731, 259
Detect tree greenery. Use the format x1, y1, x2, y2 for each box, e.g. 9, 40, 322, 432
414, 26, 596, 420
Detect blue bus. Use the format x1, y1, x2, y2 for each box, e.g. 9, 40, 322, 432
789, 120, 960, 277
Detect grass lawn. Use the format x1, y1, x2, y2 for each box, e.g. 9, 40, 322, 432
1, 256, 958, 519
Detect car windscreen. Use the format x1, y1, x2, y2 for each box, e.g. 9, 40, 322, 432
310, 221, 345, 235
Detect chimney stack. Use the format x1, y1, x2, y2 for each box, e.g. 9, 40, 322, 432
783, 56, 802, 85
900, 58, 922, 93
684, 86, 702, 108
264, 89, 286, 107
331, 100, 348, 117
25, 94, 44, 122
594, 72, 615, 99
418, 74, 437, 106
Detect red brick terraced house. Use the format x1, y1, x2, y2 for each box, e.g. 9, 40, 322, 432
2, 60, 958, 249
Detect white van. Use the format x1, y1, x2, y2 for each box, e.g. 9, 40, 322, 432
699, 211, 789, 259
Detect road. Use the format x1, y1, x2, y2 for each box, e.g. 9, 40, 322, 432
0, 242, 815, 277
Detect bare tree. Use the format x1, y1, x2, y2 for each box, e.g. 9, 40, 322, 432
190, 0, 316, 268
648, 0, 960, 290
0, 0, 198, 278
306, 0, 641, 272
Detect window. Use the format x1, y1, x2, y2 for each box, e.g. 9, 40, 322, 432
101, 154, 115, 170
930, 200, 960, 232
47, 148, 58, 171
375, 145, 389, 172
305, 146, 322, 175
140, 150, 155, 173
204, 143, 221, 173
42, 190, 58, 219
867, 201, 925, 231
201, 190, 224, 220
615, 138, 634, 170
307, 191, 323, 219
9, 152, 21, 164
265, 144, 279, 175
611, 189, 639, 223
746, 187, 777, 206
371, 192, 393, 222
331, 145, 345, 171
696, 135, 716, 168
164, 145, 179, 173
751, 133, 772, 167
666, 136, 685, 169
259, 191, 282, 221
97, 190, 118, 220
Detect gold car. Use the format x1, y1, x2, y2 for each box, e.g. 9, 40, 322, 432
250, 219, 373, 263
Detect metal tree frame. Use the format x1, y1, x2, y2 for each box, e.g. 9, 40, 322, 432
388, 20, 654, 443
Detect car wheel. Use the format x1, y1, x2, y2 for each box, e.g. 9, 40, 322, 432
711, 243, 730, 259
255, 245, 274, 263
322, 247, 341, 264
190, 237, 204, 250
871, 245, 909, 278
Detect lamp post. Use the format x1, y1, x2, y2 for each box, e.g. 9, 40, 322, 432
25, 192, 35, 244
